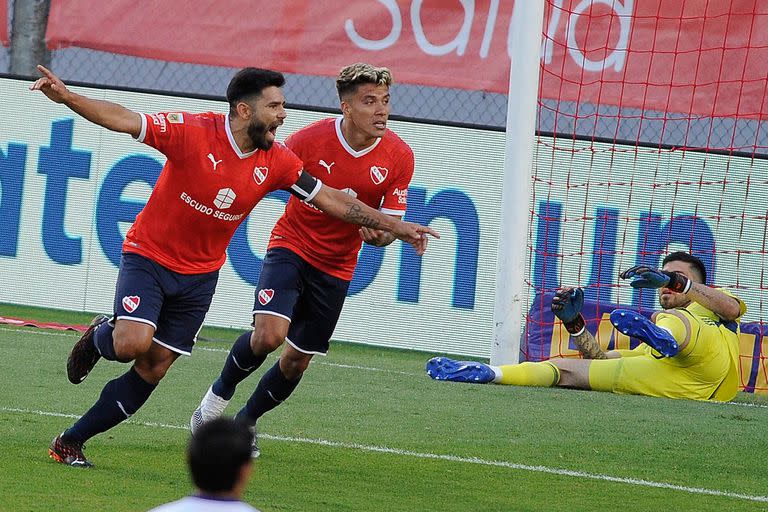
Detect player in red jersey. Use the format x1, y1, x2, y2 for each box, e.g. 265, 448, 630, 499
191, 63, 421, 456
30, 64, 438, 467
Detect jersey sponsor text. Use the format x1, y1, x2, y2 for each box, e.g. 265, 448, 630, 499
180, 191, 245, 222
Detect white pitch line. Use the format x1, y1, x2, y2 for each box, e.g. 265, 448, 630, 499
0, 326, 74, 337
711, 400, 768, 410
2, 406, 767, 503
143, 345, 415, 375
5, 326, 768, 406
1, 327, 410, 375
313, 362, 414, 375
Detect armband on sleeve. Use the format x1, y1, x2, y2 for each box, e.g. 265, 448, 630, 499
289, 170, 322, 201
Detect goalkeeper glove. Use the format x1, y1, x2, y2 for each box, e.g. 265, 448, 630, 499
619, 265, 691, 293
551, 287, 586, 335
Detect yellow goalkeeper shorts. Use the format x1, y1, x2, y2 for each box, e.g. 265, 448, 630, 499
588, 311, 737, 401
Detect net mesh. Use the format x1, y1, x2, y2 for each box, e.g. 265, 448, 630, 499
523, 0, 768, 393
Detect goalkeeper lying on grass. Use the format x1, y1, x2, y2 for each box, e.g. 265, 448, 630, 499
427, 251, 746, 401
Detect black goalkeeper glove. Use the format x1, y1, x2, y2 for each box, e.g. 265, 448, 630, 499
619, 265, 691, 293
551, 287, 586, 335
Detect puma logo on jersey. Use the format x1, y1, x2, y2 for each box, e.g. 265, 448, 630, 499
207, 153, 223, 171
319, 159, 335, 174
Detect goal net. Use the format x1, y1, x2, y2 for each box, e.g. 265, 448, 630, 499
521, 0, 768, 393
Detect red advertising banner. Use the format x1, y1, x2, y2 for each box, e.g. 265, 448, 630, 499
0, 0, 9, 47
45, 0, 768, 117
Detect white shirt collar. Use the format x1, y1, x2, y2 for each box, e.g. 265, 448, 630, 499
335, 116, 381, 158
226, 115, 258, 159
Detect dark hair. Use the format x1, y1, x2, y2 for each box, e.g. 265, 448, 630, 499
662, 251, 707, 284
226, 67, 285, 111
187, 418, 253, 493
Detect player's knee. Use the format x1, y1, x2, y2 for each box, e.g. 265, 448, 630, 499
250, 327, 285, 354
279, 354, 311, 379
112, 322, 154, 361
655, 311, 690, 346
133, 359, 172, 384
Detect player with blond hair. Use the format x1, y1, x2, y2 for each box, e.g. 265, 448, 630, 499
192, 63, 422, 455
31, 64, 437, 467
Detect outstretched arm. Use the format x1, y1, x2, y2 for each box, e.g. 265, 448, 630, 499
551, 288, 605, 359
551, 287, 621, 360
360, 223, 397, 248
571, 330, 614, 359
308, 184, 439, 255
619, 265, 743, 321
30, 65, 142, 137
686, 283, 742, 321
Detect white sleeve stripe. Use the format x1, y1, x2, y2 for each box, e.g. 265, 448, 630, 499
380, 207, 405, 217
292, 178, 323, 202
134, 113, 147, 142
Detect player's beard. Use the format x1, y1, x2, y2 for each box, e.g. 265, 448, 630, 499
658, 290, 688, 310
247, 119, 273, 151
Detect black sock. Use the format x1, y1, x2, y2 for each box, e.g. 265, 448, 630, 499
62, 367, 156, 444
212, 331, 267, 400
236, 361, 302, 425
92, 321, 118, 361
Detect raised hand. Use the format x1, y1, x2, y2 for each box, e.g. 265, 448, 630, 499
619, 265, 691, 293
551, 287, 584, 323
551, 287, 587, 335
29, 65, 71, 104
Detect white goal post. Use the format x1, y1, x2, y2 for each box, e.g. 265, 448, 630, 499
491, 0, 546, 365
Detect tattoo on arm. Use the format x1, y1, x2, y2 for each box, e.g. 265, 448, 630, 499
344, 203, 381, 229
572, 331, 607, 359
690, 283, 740, 320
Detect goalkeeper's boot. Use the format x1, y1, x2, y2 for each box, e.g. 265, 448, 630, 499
190, 385, 230, 435
67, 314, 110, 384
48, 433, 93, 468
610, 309, 680, 357
425, 357, 495, 383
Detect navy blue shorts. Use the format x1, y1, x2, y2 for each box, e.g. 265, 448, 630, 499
253, 248, 350, 355
113, 252, 219, 355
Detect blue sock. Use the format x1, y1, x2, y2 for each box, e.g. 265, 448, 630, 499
92, 321, 118, 361
62, 366, 156, 444
235, 361, 302, 425
212, 331, 267, 400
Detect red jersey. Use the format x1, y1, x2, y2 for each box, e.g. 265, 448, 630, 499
125, 112, 305, 274
269, 117, 415, 280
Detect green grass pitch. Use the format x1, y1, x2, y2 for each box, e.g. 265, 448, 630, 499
1, 304, 767, 511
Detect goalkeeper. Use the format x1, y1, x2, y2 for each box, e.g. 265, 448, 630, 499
427, 251, 746, 401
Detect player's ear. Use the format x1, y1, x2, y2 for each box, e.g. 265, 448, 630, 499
235, 101, 251, 120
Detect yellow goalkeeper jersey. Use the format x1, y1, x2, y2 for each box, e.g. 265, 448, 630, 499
589, 290, 746, 401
